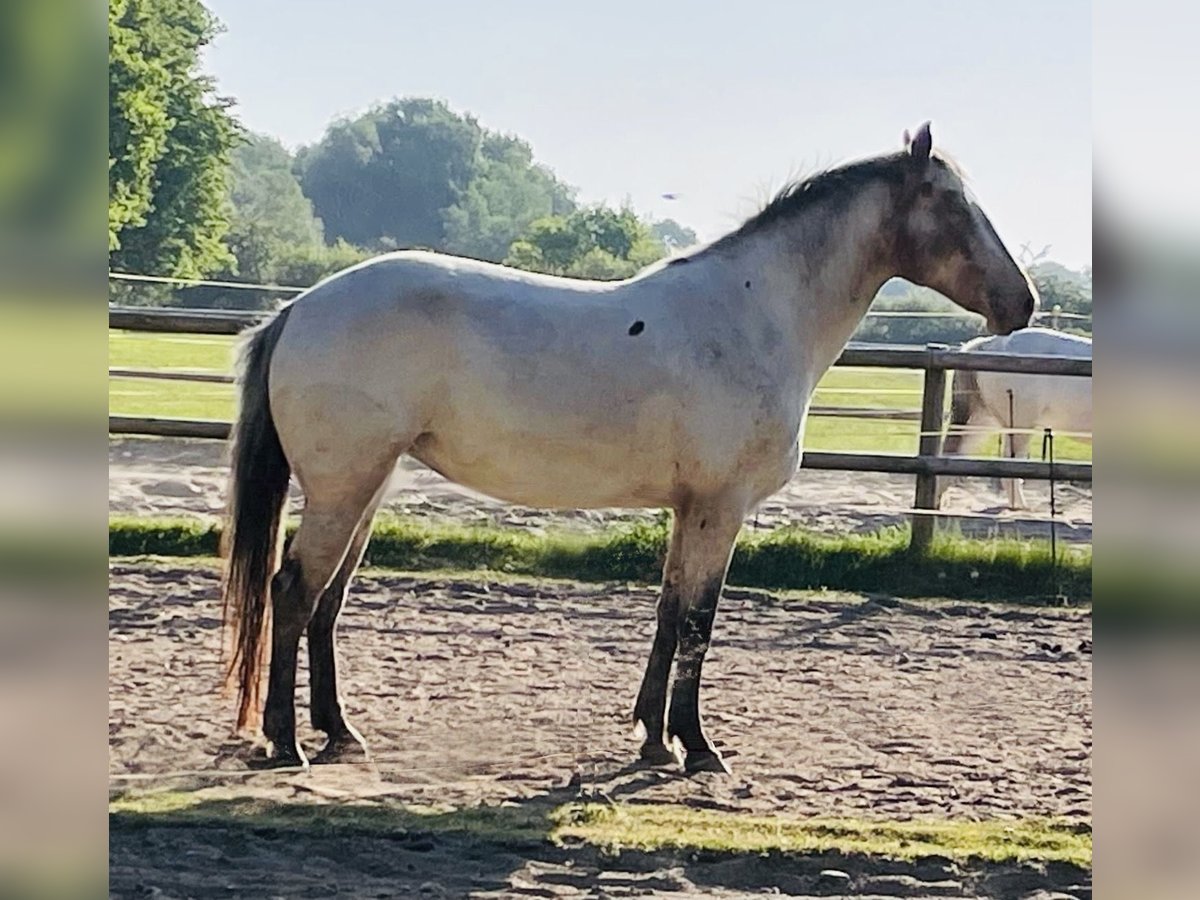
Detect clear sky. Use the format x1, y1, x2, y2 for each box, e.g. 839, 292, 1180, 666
202, 0, 1091, 267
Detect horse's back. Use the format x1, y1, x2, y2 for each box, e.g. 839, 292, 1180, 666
966, 328, 1091, 430
965, 326, 1091, 358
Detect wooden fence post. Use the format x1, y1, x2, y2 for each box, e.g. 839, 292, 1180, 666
910, 343, 949, 553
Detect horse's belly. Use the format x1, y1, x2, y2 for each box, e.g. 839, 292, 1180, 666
409, 431, 676, 510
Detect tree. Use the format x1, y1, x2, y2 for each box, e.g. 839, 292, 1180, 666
650, 218, 698, 251
0, 0, 97, 261
850, 260, 1093, 345
503, 206, 668, 280
1029, 265, 1092, 336
108, 0, 239, 278
441, 133, 575, 262
269, 240, 371, 290
222, 133, 324, 283
296, 98, 483, 250
296, 99, 578, 259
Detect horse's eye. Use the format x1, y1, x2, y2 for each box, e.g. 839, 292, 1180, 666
919, 182, 935, 197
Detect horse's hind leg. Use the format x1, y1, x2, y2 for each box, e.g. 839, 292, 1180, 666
1004, 432, 1031, 509
307, 487, 388, 764
261, 464, 396, 766
938, 414, 994, 507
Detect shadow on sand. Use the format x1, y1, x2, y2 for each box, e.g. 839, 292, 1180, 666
109, 781, 1090, 899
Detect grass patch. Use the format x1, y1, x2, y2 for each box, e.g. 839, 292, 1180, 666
109, 792, 1089, 868
561, 804, 1091, 867
109, 515, 1091, 603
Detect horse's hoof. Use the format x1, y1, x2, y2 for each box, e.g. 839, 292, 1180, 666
684, 750, 730, 775
638, 741, 681, 768
311, 731, 371, 765
247, 740, 308, 770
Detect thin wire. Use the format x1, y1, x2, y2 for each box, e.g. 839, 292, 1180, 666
109, 271, 307, 293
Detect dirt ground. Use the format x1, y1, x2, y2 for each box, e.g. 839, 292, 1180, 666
109, 437, 1093, 544
109, 561, 1091, 898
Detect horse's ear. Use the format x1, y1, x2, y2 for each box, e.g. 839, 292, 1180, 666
902, 128, 912, 148
909, 122, 932, 162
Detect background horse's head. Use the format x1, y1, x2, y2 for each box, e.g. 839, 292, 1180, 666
892, 123, 1036, 335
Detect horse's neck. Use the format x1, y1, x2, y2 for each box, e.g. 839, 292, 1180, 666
743, 187, 895, 377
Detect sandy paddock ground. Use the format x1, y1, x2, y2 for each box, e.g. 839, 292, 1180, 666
110, 437, 1092, 544
109, 560, 1091, 898
110, 436, 1091, 897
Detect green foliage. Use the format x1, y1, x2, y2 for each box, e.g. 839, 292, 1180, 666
861, 249, 1090, 347
650, 218, 698, 251
1029, 263, 1092, 336
441, 133, 575, 261
267, 239, 371, 291
0, 0, 98, 257
223, 133, 324, 280
144, 132, 335, 310
853, 265, 1093, 346
503, 206, 668, 280
108, 0, 240, 279
108, 515, 1091, 603
853, 284, 986, 346
294, 97, 577, 264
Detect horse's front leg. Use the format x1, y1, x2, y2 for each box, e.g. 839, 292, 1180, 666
666, 501, 744, 774
631, 586, 682, 766
633, 519, 685, 766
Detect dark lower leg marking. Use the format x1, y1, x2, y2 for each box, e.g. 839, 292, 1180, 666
668, 575, 728, 773
307, 518, 376, 763
308, 571, 348, 735
633, 582, 681, 764
261, 557, 311, 765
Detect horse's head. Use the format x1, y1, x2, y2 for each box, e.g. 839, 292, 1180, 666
892, 122, 1036, 335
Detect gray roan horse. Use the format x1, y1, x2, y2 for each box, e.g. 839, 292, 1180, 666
221, 123, 1036, 773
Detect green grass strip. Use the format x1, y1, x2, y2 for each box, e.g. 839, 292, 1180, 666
560, 804, 1091, 867
109, 515, 1090, 603
109, 792, 1089, 867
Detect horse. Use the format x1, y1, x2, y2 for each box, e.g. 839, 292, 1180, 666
939, 327, 1091, 510
220, 122, 1036, 774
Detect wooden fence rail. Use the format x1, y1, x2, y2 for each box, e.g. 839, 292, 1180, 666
108, 307, 1093, 376
110, 307, 1092, 551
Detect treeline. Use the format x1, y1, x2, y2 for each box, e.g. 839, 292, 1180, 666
108, 0, 1090, 341
108, 1, 694, 310
853, 263, 1092, 345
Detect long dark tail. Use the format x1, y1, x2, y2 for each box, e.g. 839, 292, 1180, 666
220, 306, 293, 731
942, 367, 980, 456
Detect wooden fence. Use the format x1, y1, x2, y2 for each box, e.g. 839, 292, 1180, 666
109, 307, 1092, 551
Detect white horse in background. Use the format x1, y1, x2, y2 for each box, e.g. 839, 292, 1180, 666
220, 123, 1037, 774
939, 327, 1091, 510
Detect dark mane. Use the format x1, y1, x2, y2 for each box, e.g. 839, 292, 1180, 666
663, 150, 965, 265
731, 153, 909, 240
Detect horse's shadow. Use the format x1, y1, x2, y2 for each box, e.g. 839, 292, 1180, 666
109, 769, 1089, 899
